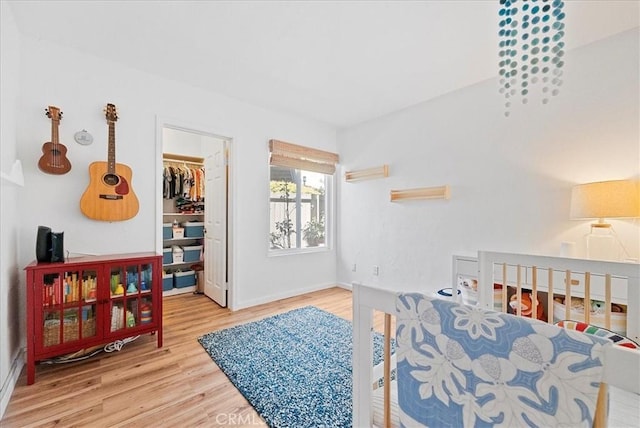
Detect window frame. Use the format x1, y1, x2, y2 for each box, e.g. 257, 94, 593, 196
268, 165, 333, 256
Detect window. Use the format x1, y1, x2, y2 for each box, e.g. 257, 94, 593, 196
268, 140, 338, 252
270, 168, 328, 250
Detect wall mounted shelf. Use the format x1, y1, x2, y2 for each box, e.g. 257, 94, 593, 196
390, 185, 450, 202
345, 165, 389, 182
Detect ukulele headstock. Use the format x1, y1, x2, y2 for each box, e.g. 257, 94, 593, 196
104, 103, 118, 123
45, 106, 62, 122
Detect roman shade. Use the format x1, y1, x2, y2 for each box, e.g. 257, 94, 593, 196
269, 139, 339, 175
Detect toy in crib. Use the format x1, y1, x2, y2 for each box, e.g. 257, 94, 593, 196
591, 300, 605, 313
561, 297, 624, 314
458, 277, 479, 306
460, 277, 477, 291
509, 292, 547, 321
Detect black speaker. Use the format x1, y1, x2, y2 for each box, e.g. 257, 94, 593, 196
50, 232, 64, 262
36, 226, 52, 263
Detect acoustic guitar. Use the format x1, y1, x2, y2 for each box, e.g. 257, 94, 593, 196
80, 104, 139, 221
38, 106, 71, 174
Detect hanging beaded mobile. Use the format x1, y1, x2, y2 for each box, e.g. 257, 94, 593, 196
498, 0, 566, 116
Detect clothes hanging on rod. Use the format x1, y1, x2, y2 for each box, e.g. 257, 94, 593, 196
163, 161, 205, 203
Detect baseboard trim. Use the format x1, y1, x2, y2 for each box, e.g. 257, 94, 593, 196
234, 282, 336, 310
336, 282, 353, 291
0, 348, 24, 419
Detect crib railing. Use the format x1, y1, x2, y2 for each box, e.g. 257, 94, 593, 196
354, 253, 640, 427
353, 283, 397, 428
476, 252, 640, 343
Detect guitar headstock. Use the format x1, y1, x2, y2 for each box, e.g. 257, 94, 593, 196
45, 106, 62, 122
104, 103, 118, 123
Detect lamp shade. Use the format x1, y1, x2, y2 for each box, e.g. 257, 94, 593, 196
570, 180, 640, 220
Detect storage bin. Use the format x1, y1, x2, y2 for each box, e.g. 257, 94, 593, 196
184, 221, 205, 238
162, 273, 173, 291
162, 248, 172, 265
183, 245, 203, 262
43, 318, 96, 347
553, 299, 627, 336
174, 270, 196, 288
172, 227, 185, 239
163, 223, 173, 239
172, 246, 183, 264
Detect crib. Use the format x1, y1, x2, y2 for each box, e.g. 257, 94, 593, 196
353, 251, 640, 427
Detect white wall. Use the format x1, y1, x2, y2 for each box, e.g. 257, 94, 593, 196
337, 29, 640, 292
162, 127, 206, 158
0, 24, 337, 417
15, 35, 337, 316
0, 0, 23, 416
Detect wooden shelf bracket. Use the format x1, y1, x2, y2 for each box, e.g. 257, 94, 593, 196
345, 165, 389, 182
390, 185, 450, 202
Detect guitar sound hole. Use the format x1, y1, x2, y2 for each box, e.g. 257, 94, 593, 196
103, 173, 120, 186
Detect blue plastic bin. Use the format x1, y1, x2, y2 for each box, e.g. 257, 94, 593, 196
162, 273, 174, 291
183, 245, 202, 262
184, 222, 204, 238
174, 270, 196, 288
162, 248, 172, 265
163, 223, 173, 240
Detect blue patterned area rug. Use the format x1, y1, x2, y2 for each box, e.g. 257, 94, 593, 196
198, 306, 388, 427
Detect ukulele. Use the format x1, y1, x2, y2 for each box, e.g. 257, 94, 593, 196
38, 106, 71, 174
79, 103, 139, 221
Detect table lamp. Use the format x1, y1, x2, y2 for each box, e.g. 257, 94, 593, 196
570, 180, 640, 260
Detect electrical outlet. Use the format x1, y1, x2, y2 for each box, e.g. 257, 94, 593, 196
352, 264, 357, 272
373, 266, 379, 276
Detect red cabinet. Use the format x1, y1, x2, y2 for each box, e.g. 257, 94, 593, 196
25, 252, 163, 384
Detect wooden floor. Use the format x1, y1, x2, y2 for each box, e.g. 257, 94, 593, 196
3, 286, 638, 427
2, 287, 373, 428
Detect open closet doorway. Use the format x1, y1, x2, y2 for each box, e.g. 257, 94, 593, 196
158, 123, 231, 308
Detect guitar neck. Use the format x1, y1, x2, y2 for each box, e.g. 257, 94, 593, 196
108, 121, 116, 174
51, 118, 59, 147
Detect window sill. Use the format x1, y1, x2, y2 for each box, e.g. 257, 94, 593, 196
268, 246, 331, 257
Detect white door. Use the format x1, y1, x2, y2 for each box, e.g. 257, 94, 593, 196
203, 139, 227, 306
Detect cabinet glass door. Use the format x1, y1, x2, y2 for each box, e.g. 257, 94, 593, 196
108, 262, 155, 333
39, 268, 98, 350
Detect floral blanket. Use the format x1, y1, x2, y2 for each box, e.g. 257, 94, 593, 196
396, 293, 611, 427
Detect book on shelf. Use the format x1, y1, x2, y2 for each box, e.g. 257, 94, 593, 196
111, 304, 124, 332
82, 305, 94, 321
44, 276, 62, 306
82, 275, 97, 301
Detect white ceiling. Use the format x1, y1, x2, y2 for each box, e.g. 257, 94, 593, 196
7, 0, 639, 128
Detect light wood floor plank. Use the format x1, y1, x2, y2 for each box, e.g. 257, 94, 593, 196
1, 287, 355, 427
5, 286, 634, 427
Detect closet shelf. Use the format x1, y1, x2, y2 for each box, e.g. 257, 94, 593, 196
163, 153, 204, 165
163, 237, 203, 243
163, 212, 204, 216
163, 261, 198, 268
